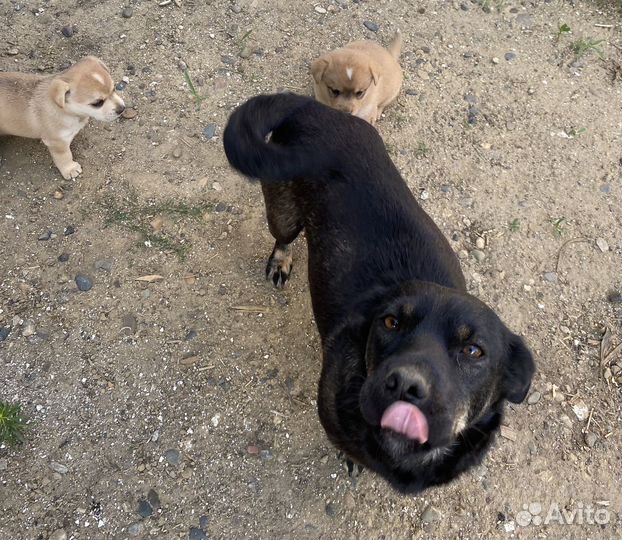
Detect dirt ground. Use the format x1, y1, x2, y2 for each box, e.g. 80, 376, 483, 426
1, 0, 621, 538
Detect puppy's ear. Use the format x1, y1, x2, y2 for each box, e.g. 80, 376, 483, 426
86, 55, 109, 72
503, 334, 535, 403
49, 79, 71, 109
369, 63, 379, 85
311, 57, 330, 84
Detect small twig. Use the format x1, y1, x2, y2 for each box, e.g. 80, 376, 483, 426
230, 305, 273, 313
584, 408, 594, 433
557, 337, 573, 353
555, 236, 591, 272
603, 343, 622, 365
594, 23, 614, 28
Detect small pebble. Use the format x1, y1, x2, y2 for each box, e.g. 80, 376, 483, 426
49, 529, 67, 540
405, 89, 418, 96
116, 81, 127, 91
63, 225, 75, 236
572, 401, 589, 421
325, 502, 337, 518
147, 489, 161, 509
49, 462, 68, 474
607, 291, 622, 304
122, 108, 138, 119
231, 4, 242, 13
53, 190, 64, 200
420, 190, 429, 200
7, 48, 19, 55
259, 449, 273, 461
595, 238, 609, 252
189, 527, 207, 540
527, 391, 541, 405
185, 329, 198, 341
58, 253, 70, 263
0, 327, 10, 341
75, 274, 93, 292
199, 515, 209, 530
505, 52, 517, 62
584, 432, 597, 448
315, 6, 327, 13
127, 522, 143, 537
38, 231, 52, 241
214, 202, 227, 212
458, 249, 468, 260
475, 237, 485, 249
421, 505, 442, 523
94, 259, 113, 272
363, 21, 379, 32
164, 449, 182, 466
61, 25, 74, 38
137, 499, 153, 518
22, 320, 36, 337
471, 249, 485, 262
544, 272, 558, 283
172, 147, 183, 159
121, 6, 133, 17
492, 57, 500, 64
203, 123, 216, 139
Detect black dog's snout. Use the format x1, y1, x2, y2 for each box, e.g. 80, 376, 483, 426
385, 368, 430, 405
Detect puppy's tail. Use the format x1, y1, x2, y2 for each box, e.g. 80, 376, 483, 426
387, 30, 403, 59
223, 93, 333, 182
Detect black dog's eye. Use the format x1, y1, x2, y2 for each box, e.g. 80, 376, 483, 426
355, 90, 365, 99
328, 87, 340, 98
91, 99, 105, 108
462, 344, 483, 358
384, 315, 399, 330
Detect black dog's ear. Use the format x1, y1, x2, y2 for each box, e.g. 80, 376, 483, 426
503, 334, 535, 403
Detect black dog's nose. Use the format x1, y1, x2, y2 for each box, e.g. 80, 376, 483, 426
116, 104, 126, 114
385, 368, 430, 405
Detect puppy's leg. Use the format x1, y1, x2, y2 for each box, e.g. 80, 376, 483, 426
262, 182, 303, 288
43, 139, 82, 179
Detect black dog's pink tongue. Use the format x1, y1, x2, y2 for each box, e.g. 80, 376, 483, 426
380, 401, 429, 443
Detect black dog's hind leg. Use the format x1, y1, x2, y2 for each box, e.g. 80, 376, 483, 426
262, 182, 303, 288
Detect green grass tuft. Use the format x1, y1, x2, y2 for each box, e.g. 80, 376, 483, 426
0, 402, 28, 447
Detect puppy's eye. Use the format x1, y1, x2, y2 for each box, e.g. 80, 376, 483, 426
328, 87, 340, 98
91, 99, 105, 108
384, 316, 399, 330
355, 90, 366, 99
462, 344, 483, 358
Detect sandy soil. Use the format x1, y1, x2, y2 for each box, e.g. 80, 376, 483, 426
1, 0, 621, 539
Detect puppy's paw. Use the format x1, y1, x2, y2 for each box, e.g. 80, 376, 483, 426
266, 244, 292, 288
61, 161, 83, 180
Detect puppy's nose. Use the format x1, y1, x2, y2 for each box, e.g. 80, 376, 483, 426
116, 104, 126, 114
385, 368, 430, 405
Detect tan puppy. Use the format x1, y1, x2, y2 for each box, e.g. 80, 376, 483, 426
0, 56, 125, 179
311, 32, 403, 125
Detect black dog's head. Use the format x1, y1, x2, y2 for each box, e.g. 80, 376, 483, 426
318, 280, 535, 493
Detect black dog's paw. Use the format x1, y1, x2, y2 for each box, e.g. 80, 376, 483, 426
337, 452, 364, 487
266, 244, 293, 288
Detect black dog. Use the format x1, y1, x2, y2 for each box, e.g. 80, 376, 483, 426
223, 93, 535, 494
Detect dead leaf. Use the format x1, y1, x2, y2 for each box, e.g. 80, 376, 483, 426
135, 274, 164, 283
183, 274, 196, 285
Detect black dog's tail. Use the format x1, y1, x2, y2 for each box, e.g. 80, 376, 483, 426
223, 93, 337, 182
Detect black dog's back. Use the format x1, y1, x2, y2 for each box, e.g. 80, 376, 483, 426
223, 93, 466, 329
